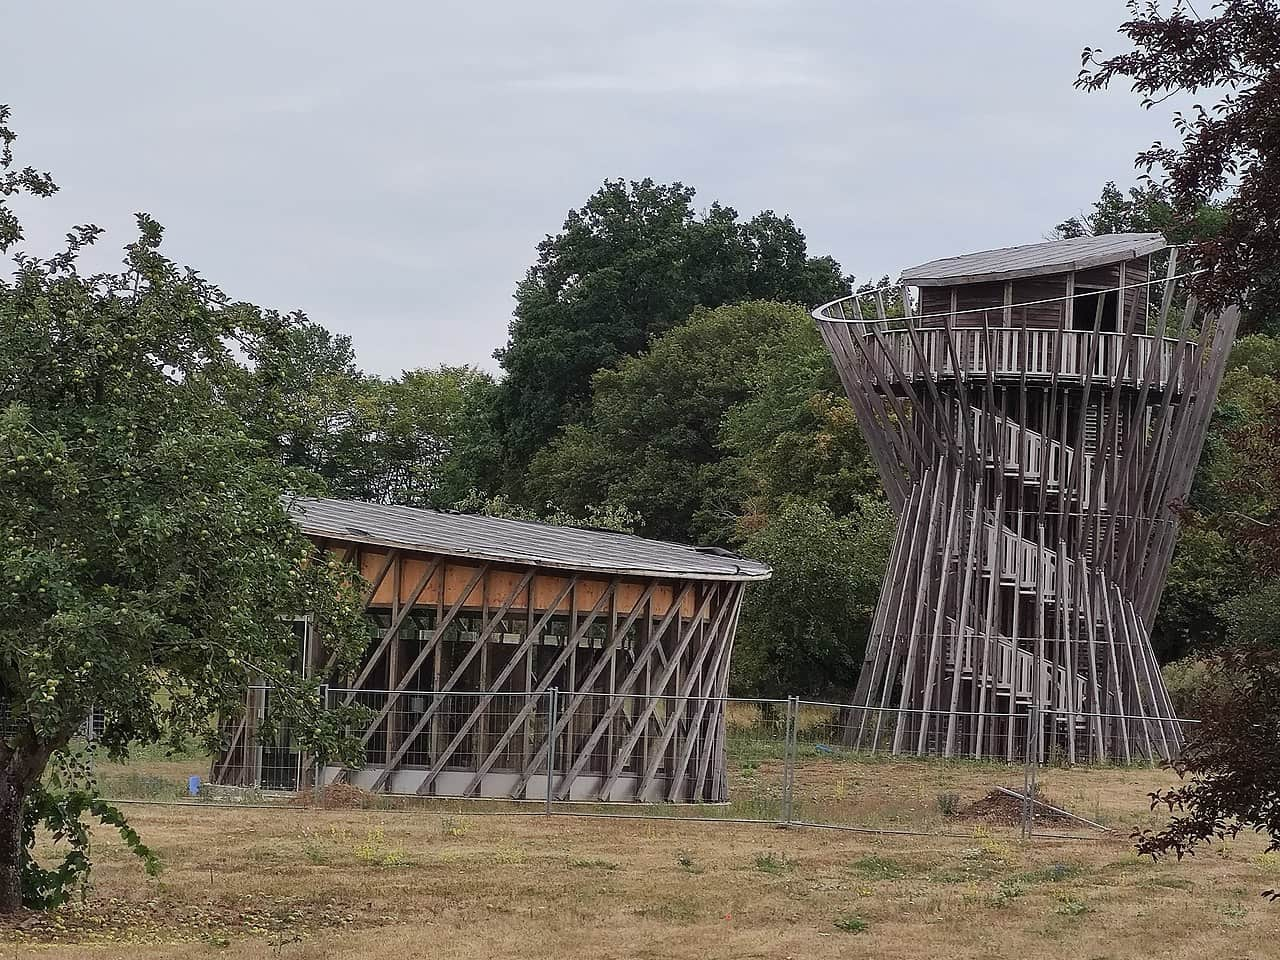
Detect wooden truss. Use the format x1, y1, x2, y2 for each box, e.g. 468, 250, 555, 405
213, 552, 747, 802
814, 263, 1239, 762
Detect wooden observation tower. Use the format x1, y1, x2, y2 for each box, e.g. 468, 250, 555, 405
813, 234, 1238, 763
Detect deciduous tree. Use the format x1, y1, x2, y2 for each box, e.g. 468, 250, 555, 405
730, 498, 892, 700
0, 108, 367, 911
492, 179, 847, 485
1077, 0, 1280, 324
526, 301, 817, 543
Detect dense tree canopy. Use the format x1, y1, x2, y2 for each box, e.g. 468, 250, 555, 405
0, 108, 368, 910
230, 322, 498, 509
1053, 180, 1226, 245
720, 314, 882, 527
526, 301, 817, 543
731, 498, 892, 700
1078, 0, 1280, 322
524, 295, 889, 694
491, 179, 848, 485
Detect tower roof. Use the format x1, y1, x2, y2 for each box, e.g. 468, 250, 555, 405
900, 233, 1167, 287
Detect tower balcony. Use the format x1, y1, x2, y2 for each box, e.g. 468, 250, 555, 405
818, 321, 1199, 396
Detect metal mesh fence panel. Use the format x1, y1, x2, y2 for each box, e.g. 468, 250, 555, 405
207, 685, 306, 797
510, 693, 790, 819
321, 688, 556, 802
785, 700, 1038, 835
78, 686, 1201, 841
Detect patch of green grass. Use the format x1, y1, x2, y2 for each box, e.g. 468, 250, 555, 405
725, 795, 782, 821
637, 900, 697, 924
676, 851, 703, 874
724, 734, 786, 766
833, 914, 868, 933
1221, 901, 1248, 921
754, 852, 793, 876
1014, 862, 1083, 884
301, 841, 329, 865
849, 855, 907, 881
354, 827, 414, 867
990, 879, 1027, 906
1141, 874, 1195, 890
930, 846, 1005, 883
1054, 894, 1091, 917
439, 816, 469, 839
112, 739, 209, 762
97, 771, 186, 800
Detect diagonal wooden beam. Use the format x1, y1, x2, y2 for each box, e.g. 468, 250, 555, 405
319, 547, 400, 677
547, 581, 696, 799
344, 556, 442, 700
361, 566, 535, 790
351, 562, 510, 789
212, 709, 251, 784
635, 585, 739, 799
459, 579, 620, 796
509, 580, 660, 797
593, 586, 719, 800
675, 586, 747, 803
412, 575, 580, 795
690, 589, 744, 801
359, 548, 399, 607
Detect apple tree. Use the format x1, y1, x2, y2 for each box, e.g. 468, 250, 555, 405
0, 106, 368, 911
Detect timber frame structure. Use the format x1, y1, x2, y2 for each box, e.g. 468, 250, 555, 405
212, 498, 770, 802
814, 233, 1239, 763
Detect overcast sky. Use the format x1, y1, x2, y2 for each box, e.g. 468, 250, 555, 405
5, 1, 1176, 377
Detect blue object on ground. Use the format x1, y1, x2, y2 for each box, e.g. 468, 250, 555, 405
187, 775, 201, 797
814, 744, 835, 755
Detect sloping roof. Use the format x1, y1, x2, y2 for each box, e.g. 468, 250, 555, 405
291, 497, 772, 582
901, 233, 1167, 287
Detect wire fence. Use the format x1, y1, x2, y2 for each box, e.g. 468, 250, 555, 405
83, 687, 1199, 842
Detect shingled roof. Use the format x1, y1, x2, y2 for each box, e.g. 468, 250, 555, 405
291, 497, 772, 582
901, 233, 1167, 287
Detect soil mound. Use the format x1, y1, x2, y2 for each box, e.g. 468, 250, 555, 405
959, 788, 1072, 826
296, 783, 404, 809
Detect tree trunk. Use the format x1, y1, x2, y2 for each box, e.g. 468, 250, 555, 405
0, 739, 55, 914
0, 767, 29, 913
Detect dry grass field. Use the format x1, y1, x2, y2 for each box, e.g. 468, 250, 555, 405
5, 752, 1280, 960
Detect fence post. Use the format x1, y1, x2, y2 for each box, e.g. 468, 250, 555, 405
1021, 700, 1036, 840
314, 684, 328, 806
84, 708, 95, 784
545, 687, 558, 816
781, 696, 798, 827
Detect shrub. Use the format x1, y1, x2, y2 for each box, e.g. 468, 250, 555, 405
1162, 656, 1232, 718
754, 852, 792, 875
833, 914, 868, 933
936, 792, 961, 817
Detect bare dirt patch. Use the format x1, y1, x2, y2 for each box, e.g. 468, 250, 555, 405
295, 783, 404, 810
960, 788, 1074, 827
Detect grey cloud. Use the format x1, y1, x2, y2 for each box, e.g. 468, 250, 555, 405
5, 0, 1179, 377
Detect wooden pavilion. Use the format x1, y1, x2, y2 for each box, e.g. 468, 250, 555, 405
211, 498, 770, 802
813, 234, 1238, 763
